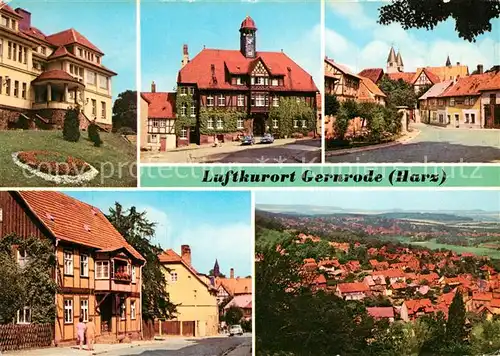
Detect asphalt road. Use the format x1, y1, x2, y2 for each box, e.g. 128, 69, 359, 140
123, 336, 252, 356
207, 139, 322, 164
326, 123, 500, 163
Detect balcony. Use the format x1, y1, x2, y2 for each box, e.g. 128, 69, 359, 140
32, 101, 76, 110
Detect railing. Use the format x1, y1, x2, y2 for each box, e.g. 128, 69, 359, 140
32, 101, 75, 110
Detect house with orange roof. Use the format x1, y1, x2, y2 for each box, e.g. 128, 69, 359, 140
335, 282, 370, 300
400, 298, 435, 321
0, 191, 144, 344
358, 68, 384, 85
0, 4, 117, 130
168, 16, 318, 146
358, 76, 386, 106
215, 268, 252, 305
418, 80, 454, 125
158, 245, 219, 337
324, 57, 361, 102
367, 307, 395, 322
140, 88, 176, 151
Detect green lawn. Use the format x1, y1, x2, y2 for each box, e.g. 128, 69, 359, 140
0, 130, 137, 187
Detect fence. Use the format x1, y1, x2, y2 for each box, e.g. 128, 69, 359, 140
142, 320, 187, 339
0, 323, 53, 352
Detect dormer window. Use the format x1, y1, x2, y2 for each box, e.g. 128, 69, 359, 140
252, 76, 268, 86
1, 16, 9, 28
236, 77, 242, 85
207, 95, 214, 107
180, 87, 187, 96
271, 78, 278, 86
78, 48, 83, 57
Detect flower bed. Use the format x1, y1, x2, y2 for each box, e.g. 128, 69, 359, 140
12, 150, 99, 185
17, 150, 91, 176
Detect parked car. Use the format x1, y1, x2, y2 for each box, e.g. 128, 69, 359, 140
229, 324, 244, 336
241, 135, 255, 145
260, 133, 274, 144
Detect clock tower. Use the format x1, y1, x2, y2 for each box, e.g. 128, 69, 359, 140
240, 15, 257, 58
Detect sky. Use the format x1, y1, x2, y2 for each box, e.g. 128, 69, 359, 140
255, 190, 500, 212
141, 1, 320, 92
66, 191, 252, 277
326, 1, 500, 73
8, 0, 136, 101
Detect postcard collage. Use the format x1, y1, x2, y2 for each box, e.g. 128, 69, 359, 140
0, 0, 499, 355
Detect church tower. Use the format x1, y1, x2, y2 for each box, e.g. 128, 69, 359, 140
213, 259, 220, 277
396, 51, 404, 72
240, 15, 257, 58
386, 46, 398, 73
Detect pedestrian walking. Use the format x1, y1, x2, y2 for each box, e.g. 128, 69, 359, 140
76, 317, 86, 350
86, 317, 96, 351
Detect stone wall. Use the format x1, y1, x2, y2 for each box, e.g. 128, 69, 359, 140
0, 107, 23, 130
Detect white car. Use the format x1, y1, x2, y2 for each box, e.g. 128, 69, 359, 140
229, 324, 243, 336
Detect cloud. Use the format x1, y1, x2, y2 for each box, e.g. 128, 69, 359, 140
173, 223, 252, 277
138, 205, 171, 248
328, 0, 374, 30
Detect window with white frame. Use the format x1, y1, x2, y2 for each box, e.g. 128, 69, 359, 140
131, 301, 136, 320
255, 94, 265, 107
190, 105, 196, 117
64, 251, 73, 275
237, 95, 245, 107
80, 299, 88, 322
17, 250, 28, 268
131, 266, 136, 283
17, 307, 31, 324
302, 120, 307, 128
272, 97, 279, 107
236, 77, 242, 85
449, 98, 455, 106
96, 261, 110, 279
218, 94, 225, 106
99, 75, 108, 89
87, 71, 96, 85
180, 127, 188, 139
64, 299, 73, 324
237, 118, 244, 129
120, 300, 126, 320
271, 78, 278, 86
207, 95, 214, 107
181, 103, 187, 116
80, 254, 89, 277
207, 118, 214, 129
148, 134, 158, 144
188, 87, 195, 95
171, 272, 178, 283
216, 118, 223, 129
273, 119, 278, 129
180, 87, 187, 96
293, 119, 299, 128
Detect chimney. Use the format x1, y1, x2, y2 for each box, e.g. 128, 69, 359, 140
151, 81, 156, 93
230, 268, 234, 279
15, 8, 31, 31
181, 245, 191, 266
211, 64, 216, 76
181, 44, 189, 68
477, 64, 484, 74
457, 62, 460, 66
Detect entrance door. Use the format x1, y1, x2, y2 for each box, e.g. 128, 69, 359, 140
253, 116, 265, 136
189, 127, 198, 144
160, 137, 166, 151
98, 295, 113, 333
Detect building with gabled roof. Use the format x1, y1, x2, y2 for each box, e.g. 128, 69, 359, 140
324, 57, 361, 102
158, 245, 219, 337
162, 15, 318, 147
0, 191, 145, 344
0, 3, 117, 130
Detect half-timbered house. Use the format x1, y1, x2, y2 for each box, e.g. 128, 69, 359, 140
324, 57, 361, 101
0, 191, 144, 345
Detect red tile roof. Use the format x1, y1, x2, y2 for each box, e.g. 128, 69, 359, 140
439, 72, 497, 97
179, 49, 317, 92
46, 28, 103, 54
358, 68, 384, 84
490, 299, 500, 308
17, 191, 144, 261
473, 292, 493, 301
159, 249, 215, 289
360, 76, 386, 97
216, 276, 252, 295
32, 69, 81, 84
47, 47, 117, 76
141, 92, 176, 119
367, 307, 394, 319
412, 68, 441, 85
404, 298, 434, 315
387, 72, 416, 84
337, 282, 369, 294
0, 2, 22, 17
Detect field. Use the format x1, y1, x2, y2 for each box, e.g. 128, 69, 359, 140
0, 130, 137, 187
391, 236, 500, 259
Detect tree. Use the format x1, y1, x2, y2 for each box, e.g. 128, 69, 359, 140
106, 203, 177, 320
88, 122, 103, 147
378, 0, 500, 42
378, 76, 417, 108
112, 90, 137, 133
63, 108, 81, 142
325, 94, 340, 116
224, 306, 244, 326
446, 290, 467, 344
0, 234, 57, 324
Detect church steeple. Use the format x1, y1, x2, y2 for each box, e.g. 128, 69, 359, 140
386, 46, 398, 73
446, 55, 452, 67
240, 16, 257, 58
396, 51, 404, 72
213, 259, 220, 277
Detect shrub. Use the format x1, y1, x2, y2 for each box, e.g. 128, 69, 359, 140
63, 109, 80, 142
88, 123, 103, 147
241, 319, 252, 332
117, 126, 136, 135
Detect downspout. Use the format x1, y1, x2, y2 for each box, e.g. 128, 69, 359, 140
140, 262, 145, 340
54, 238, 60, 346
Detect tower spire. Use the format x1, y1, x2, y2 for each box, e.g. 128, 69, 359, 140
446, 55, 451, 67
